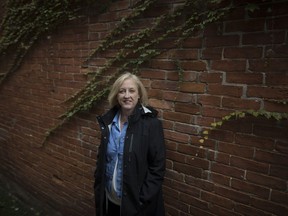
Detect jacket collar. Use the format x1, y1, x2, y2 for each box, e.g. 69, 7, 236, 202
98, 102, 158, 126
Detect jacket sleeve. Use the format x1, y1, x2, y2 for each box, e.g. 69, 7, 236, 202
139, 118, 166, 204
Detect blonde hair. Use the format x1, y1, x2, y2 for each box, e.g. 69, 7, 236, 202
108, 72, 149, 108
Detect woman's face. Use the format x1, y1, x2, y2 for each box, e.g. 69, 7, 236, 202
117, 78, 140, 114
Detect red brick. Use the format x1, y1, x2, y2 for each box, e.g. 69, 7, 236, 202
202, 47, 222, 60
174, 162, 202, 177
202, 107, 234, 118
234, 203, 272, 216
189, 206, 215, 216
226, 72, 263, 84
211, 151, 230, 165
182, 37, 202, 48
172, 180, 200, 197
222, 97, 261, 110
175, 122, 198, 135
209, 204, 237, 216
270, 165, 288, 179
165, 140, 177, 151
210, 172, 230, 186
150, 59, 177, 70
164, 130, 190, 143
224, 47, 263, 59
201, 191, 234, 209
246, 171, 287, 190
247, 86, 288, 99
250, 197, 288, 215
174, 102, 201, 115
231, 178, 270, 199
225, 19, 265, 33
166, 71, 181, 81
214, 185, 250, 205
253, 123, 288, 140
168, 49, 198, 60
206, 35, 240, 47
179, 193, 208, 210
148, 98, 172, 110
265, 45, 288, 58
268, 16, 288, 29
235, 133, 274, 150
185, 175, 214, 192
109, 0, 130, 11
197, 95, 221, 107
200, 72, 223, 83
249, 59, 288, 72
211, 60, 247, 72
147, 89, 163, 99
162, 119, 173, 130
89, 23, 109, 32
164, 196, 189, 214
248, 1, 288, 18
243, 31, 285, 45
163, 111, 192, 123
254, 150, 288, 167
140, 69, 166, 79
166, 71, 197, 82
217, 118, 253, 134
186, 156, 209, 170
230, 156, 269, 174
179, 82, 206, 93
208, 84, 243, 97
271, 190, 288, 206
163, 91, 192, 102
151, 80, 178, 90
177, 144, 207, 158
218, 142, 254, 158
209, 129, 235, 143
275, 140, 288, 154
181, 60, 207, 71
166, 150, 186, 163
203, 22, 223, 36
211, 162, 245, 179
266, 73, 288, 85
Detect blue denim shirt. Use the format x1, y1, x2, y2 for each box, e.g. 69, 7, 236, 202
105, 111, 128, 204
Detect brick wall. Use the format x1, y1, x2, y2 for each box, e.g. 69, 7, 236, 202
0, 0, 287, 215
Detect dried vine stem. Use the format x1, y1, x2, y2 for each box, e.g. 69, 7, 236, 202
43, 0, 233, 144
0, 0, 110, 84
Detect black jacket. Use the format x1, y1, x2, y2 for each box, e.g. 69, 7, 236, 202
94, 103, 166, 216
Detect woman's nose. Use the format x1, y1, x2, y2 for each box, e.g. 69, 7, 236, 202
124, 90, 130, 98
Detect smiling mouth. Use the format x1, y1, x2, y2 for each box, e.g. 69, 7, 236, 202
123, 100, 132, 103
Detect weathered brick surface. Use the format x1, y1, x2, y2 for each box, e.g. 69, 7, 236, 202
0, 1, 287, 216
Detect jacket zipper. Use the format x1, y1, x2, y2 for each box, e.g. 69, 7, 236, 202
128, 134, 134, 162
119, 133, 134, 216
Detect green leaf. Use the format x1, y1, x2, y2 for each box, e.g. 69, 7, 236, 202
245, 3, 260, 13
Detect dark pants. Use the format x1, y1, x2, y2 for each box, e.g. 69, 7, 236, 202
106, 200, 120, 216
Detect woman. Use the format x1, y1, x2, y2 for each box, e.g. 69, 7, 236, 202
94, 72, 166, 216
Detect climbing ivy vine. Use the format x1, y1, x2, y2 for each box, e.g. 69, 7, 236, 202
199, 109, 288, 143
0, 0, 286, 144
43, 0, 233, 142
0, 0, 111, 83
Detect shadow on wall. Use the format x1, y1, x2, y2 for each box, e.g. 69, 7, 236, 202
164, 116, 288, 215
0, 174, 62, 216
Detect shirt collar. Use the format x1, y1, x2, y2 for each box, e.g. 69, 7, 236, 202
112, 111, 120, 125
